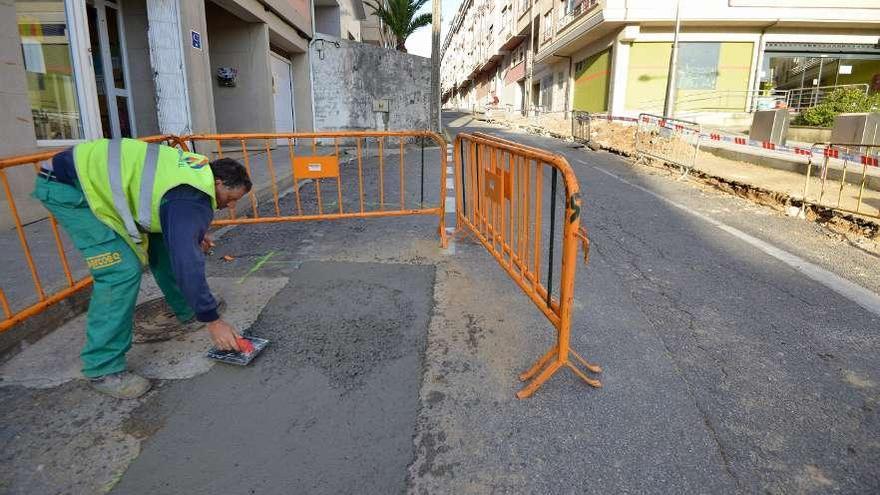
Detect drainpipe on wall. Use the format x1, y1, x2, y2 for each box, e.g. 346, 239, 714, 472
752, 19, 780, 111
308, 0, 318, 130
526, 0, 535, 116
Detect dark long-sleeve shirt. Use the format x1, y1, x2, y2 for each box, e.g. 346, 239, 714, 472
51, 148, 219, 322
159, 186, 218, 322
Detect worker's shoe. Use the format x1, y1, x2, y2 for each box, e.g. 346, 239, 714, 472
88, 371, 151, 399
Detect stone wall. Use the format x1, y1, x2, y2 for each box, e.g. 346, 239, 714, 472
311, 39, 430, 131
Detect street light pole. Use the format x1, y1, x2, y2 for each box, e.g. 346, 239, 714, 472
663, 0, 681, 118
430, 0, 442, 132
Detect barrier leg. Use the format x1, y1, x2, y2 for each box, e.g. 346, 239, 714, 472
518, 346, 556, 382
571, 349, 603, 374
517, 344, 603, 398
516, 359, 563, 399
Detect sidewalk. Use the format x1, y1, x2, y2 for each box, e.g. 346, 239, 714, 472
585, 119, 880, 222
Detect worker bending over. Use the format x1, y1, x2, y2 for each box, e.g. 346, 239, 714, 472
33, 138, 251, 399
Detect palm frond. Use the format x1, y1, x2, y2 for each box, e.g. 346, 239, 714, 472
364, 0, 433, 51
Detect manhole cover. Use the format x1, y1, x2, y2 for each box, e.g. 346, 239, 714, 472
133, 297, 190, 343
133, 297, 226, 343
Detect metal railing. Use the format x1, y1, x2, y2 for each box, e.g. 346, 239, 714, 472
571, 111, 591, 143
0, 131, 448, 332
785, 84, 870, 113
453, 131, 600, 398
556, 0, 599, 32
635, 113, 702, 175
801, 142, 880, 220
629, 84, 870, 116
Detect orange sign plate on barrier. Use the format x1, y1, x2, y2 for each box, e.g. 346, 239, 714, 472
293, 155, 340, 179
483, 169, 512, 204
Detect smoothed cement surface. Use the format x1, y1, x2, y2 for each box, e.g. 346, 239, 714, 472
110, 261, 435, 495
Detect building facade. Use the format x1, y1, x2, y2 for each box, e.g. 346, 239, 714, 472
4, 0, 316, 160
314, 0, 366, 40
441, 0, 880, 122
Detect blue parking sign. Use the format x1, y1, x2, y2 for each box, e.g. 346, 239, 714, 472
191, 30, 202, 50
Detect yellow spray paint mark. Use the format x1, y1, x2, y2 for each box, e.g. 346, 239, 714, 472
238, 251, 276, 284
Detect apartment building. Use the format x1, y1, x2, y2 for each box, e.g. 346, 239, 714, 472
315, 0, 367, 40
441, 0, 880, 122
4, 0, 318, 159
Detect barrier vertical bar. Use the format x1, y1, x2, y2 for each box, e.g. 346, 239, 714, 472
0, 169, 46, 300
334, 138, 344, 214
240, 139, 258, 216
0, 289, 10, 319
533, 163, 543, 290
264, 139, 281, 216
546, 168, 558, 306
378, 137, 385, 210
357, 138, 365, 213
288, 137, 303, 215
399, 137, 406, 210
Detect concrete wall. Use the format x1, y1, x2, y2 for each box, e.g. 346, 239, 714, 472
0, 2, 38, 157
123, 0, 160, 137
291, 52, 314, 131
179, 0, 216, 134
311, 39, 430, 131
0, 0, 43, 229
206, 4, 274, 134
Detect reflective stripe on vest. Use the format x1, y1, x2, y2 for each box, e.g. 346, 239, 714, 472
107, 140, 142, 244
137, 143, 161, 230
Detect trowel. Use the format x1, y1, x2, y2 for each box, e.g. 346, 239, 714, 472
206, 335, 269, 366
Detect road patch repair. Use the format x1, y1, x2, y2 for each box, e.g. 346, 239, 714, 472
4, 126, 879, 493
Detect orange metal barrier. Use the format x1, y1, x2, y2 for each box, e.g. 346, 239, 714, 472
801, 142, 880, 220
453, 132, 601, 398
181, 131, 447, 243
0, 132, 446, 332
0, 135, 182, 332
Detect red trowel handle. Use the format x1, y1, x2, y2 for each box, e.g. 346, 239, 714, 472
236, 337, 255, 354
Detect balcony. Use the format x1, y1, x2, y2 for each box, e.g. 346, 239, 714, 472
556, 0, 599, 34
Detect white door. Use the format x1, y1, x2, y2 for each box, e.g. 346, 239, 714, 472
270, 53, 294, 145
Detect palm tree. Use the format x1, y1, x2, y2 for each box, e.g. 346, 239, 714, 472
364, 0, 432, 52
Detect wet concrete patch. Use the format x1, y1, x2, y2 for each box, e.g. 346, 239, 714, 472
111, 261, 435, 495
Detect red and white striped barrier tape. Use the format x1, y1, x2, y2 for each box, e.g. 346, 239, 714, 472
585, 113, 879, 167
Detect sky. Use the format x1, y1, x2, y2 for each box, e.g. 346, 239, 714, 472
404, 0, 463, 58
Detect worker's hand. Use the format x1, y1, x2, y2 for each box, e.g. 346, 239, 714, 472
206, 319, 241, 351
200, 233, 216, 254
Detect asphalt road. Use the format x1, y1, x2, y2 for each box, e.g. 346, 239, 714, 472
419, 112, 880, 494
2, 113, 878, 494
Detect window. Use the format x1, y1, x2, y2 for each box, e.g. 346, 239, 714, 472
557, 71, 564, 89
543, 12, 552, 40
16, 0, 85, 141
676, 42, 721, 90
541, 75, 553, 109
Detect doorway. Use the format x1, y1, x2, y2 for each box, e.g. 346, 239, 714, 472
270, 53, 295, 145
86, 0, 135, 138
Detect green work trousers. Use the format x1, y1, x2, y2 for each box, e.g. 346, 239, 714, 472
33, 176, 195, 378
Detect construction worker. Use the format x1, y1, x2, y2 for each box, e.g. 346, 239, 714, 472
32, 138, 252, 399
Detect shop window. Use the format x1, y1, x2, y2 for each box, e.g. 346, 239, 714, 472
16, 0, 85, 141
677, 42, 721, 90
